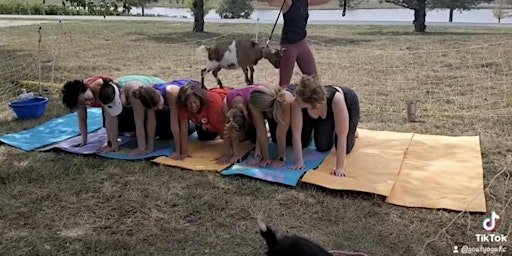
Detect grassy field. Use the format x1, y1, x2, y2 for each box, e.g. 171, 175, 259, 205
0, 20, 512, 255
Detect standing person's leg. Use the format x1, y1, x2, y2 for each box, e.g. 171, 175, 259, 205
279, 43, 299, 86
295, 39, 317, 78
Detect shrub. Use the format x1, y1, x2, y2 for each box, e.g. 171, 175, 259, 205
216, 0, 254, 19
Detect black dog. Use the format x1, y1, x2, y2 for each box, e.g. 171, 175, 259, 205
258, 219, 333, 256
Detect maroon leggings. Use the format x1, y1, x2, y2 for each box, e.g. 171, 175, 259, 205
279, 38, 317, 86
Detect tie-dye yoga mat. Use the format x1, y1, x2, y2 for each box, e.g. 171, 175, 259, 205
220, 142, 330, 187
39, 127, 178, 160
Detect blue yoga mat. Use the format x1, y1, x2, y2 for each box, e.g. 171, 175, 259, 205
221, 141, 330, 187
0, 108, 104, 151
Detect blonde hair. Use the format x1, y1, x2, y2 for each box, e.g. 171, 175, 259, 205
295, 75, 326, 108
249, 84, 286, 124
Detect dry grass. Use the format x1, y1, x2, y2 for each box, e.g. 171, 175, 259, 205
0, 20, 511, 256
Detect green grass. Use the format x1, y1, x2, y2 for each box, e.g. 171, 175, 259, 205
0, 20, 511, 256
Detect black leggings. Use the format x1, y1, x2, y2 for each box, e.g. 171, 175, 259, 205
302, 87, 360, 153
266, 109, 312, 149
102, 107, 196, 139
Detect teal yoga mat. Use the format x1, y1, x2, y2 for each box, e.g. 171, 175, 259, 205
0, 108, 104, 151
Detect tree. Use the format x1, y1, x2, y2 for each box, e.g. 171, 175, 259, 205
217, 0, 254, 19
493, 0, 512, 23
192, 0, 205, 32
385, 0, 427, 32
121, 0, 158, 16
428, 0, 493, 22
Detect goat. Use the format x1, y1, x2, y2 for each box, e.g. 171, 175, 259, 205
258, 218, 368, 256
196, 39, 281, 88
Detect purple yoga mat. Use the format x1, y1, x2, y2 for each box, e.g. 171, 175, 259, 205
38, 128, 132, 154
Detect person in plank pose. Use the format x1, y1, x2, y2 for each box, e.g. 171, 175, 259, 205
61, 75, 118, 147
216, 84, 261, 164
290, 75, 360, 177
247, 83, 312, 168
127, 78, 200, 158
97, 75, 167, 156
173, 84, 232, 160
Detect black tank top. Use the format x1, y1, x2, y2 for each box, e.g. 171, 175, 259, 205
281, 0, 309, 45
318, 85, 340, 121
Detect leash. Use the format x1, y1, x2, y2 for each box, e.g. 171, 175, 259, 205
342, 0, 347, 17
266, 0, 287, 47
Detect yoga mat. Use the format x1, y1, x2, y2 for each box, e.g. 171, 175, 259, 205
37, 128, 132, 154
384, 134, 486, 213
0, 108, 104, 151
152, 138, 255, 172
221, 142, 330, 187
300, 129, 414, 197
97, 138, 175, 160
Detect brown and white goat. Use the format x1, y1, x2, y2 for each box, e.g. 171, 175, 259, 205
196, 40, 281, 88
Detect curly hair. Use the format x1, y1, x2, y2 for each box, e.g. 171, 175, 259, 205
248, 84, 286, 124
223, 107, 247, 142
61, 79, 88, 110
176, 82, 209, 109
295, 75, 326, 108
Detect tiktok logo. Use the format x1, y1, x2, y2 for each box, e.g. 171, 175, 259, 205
482, 211, 501, 232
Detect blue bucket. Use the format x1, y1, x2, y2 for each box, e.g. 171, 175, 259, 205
9, 96, 49, 120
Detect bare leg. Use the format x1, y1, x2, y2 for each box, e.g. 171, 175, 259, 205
242, 66, 251, 85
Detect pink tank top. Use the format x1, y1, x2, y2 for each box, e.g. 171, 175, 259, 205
226, 84, 260, 109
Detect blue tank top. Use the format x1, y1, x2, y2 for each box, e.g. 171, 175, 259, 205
152, 79, 199, 106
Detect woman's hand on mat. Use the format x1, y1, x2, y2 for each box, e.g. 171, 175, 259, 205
98, 145, 119, 153
270, 160, 285, 169
247, 157, 261, 166
169, 152, 189, 160
215, 154, 232, 164
290, 162, 305, 170
73, 142, 86, 147
258, 159, 272, 168
331, 167, 346, 177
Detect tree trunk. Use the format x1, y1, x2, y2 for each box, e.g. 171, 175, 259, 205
413, 0, 426, 32
193, 0, 205, 32
449, 8, 453, 22
142, 6, 145, 16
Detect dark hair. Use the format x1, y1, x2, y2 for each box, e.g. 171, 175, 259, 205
177, 82, 209, 109
61, 80, 88, 110
98, 78, 117, 105
132, 86, 160, 109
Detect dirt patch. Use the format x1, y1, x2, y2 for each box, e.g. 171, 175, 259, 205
0, 20, 49, 28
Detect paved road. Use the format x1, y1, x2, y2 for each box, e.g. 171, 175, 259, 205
1, 14, 511, 27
